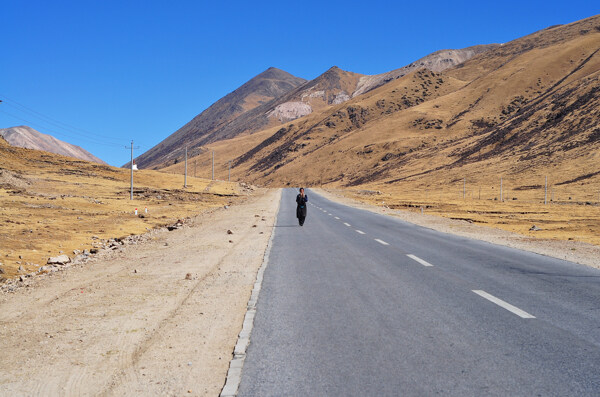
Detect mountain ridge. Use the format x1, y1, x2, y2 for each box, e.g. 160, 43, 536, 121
134, 44, 497, 170
0, 126, 106, 164
162, 14, 600, 195
130, 67, 306, 169
352, 44, 500, 97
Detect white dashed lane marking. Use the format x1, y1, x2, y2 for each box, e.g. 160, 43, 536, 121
334, 216, 340, 220
311, 199, 534, 323
406, 254, 434, 267
472, 290, 536, 319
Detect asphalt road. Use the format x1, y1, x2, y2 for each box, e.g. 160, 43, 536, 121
237, 188, 600, 396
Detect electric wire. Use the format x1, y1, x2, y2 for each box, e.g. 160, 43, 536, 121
0, 94, 123, 143
0, 95, 131, 150
0, 109, 124, 148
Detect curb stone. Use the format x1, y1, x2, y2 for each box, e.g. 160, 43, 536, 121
220, 189, 281, 397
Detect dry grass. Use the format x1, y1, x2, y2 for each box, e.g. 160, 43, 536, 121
345, 181, 600, 247
0, 141, 240, 279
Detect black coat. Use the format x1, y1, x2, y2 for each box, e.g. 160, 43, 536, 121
296, 194, 308, 218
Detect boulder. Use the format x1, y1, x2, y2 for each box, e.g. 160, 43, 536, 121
47, 254, 70, 265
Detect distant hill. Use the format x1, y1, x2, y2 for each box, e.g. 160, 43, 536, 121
0, 126, 106, 164
129, 67, 306, 169
163, 66, 364, 163
164, 14, 600, 194
134, 44, 496, 170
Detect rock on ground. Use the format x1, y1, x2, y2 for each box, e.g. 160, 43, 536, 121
0, 188, 281, 396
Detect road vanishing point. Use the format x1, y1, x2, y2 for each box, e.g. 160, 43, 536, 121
235, 188, 600, 396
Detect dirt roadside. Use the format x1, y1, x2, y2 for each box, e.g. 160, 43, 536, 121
316, 188, 600, 269
0, 188, 281, 396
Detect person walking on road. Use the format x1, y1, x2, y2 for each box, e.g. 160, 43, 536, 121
296, 188, 308, 226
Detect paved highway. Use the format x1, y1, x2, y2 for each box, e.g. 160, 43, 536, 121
237, 188, 600, 396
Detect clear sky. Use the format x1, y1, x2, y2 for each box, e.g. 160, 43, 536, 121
1, 1, 598, 166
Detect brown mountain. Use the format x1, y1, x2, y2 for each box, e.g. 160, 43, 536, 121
138, 44, 496, 171
130, 67, 306, 169
171, 65, 364, 161
352, 44, 500, 97
165, 15, 600, 195
134, 66, 362, 170
0, 125, 106, 164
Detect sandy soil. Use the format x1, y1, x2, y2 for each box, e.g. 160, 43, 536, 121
316, 188, 600, 269
0, 188, 281, 396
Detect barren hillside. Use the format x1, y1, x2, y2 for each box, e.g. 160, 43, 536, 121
0, 125, 106, 164
215, 15, 600, 190
352, 44, 500, 97
131, 67, 306, 169
138, 45, 496, 171
162, 15, 600, 246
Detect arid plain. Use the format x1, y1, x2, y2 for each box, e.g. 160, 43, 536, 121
0, 137, 240, 279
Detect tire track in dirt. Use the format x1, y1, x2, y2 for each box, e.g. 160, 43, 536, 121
0, 188, 281, 396
98, 236, 250, 396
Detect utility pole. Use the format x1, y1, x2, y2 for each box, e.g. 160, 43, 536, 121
228, 160, 231, 182
212, 151, 215, 180
544, 176, 548, 205
500, 177, 503, 202
463, 178, 466, 199
194, 160, 197, 178
184, 146, 188, 188
126, 140, 139, 200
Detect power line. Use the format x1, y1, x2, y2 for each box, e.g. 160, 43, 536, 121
0, 94, 120, 141
0, 109, 124, 148
0, 94, 124, 147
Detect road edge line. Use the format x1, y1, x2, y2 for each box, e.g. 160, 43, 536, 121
220, 189, 282, 397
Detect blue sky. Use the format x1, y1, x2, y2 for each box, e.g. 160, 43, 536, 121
1, 1, 597, 166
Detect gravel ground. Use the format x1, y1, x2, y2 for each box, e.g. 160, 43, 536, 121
0, 188, 281, 396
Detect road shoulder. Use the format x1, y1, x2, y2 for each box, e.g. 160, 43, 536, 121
0, 188, 282, 396
315, 188, 600, 269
